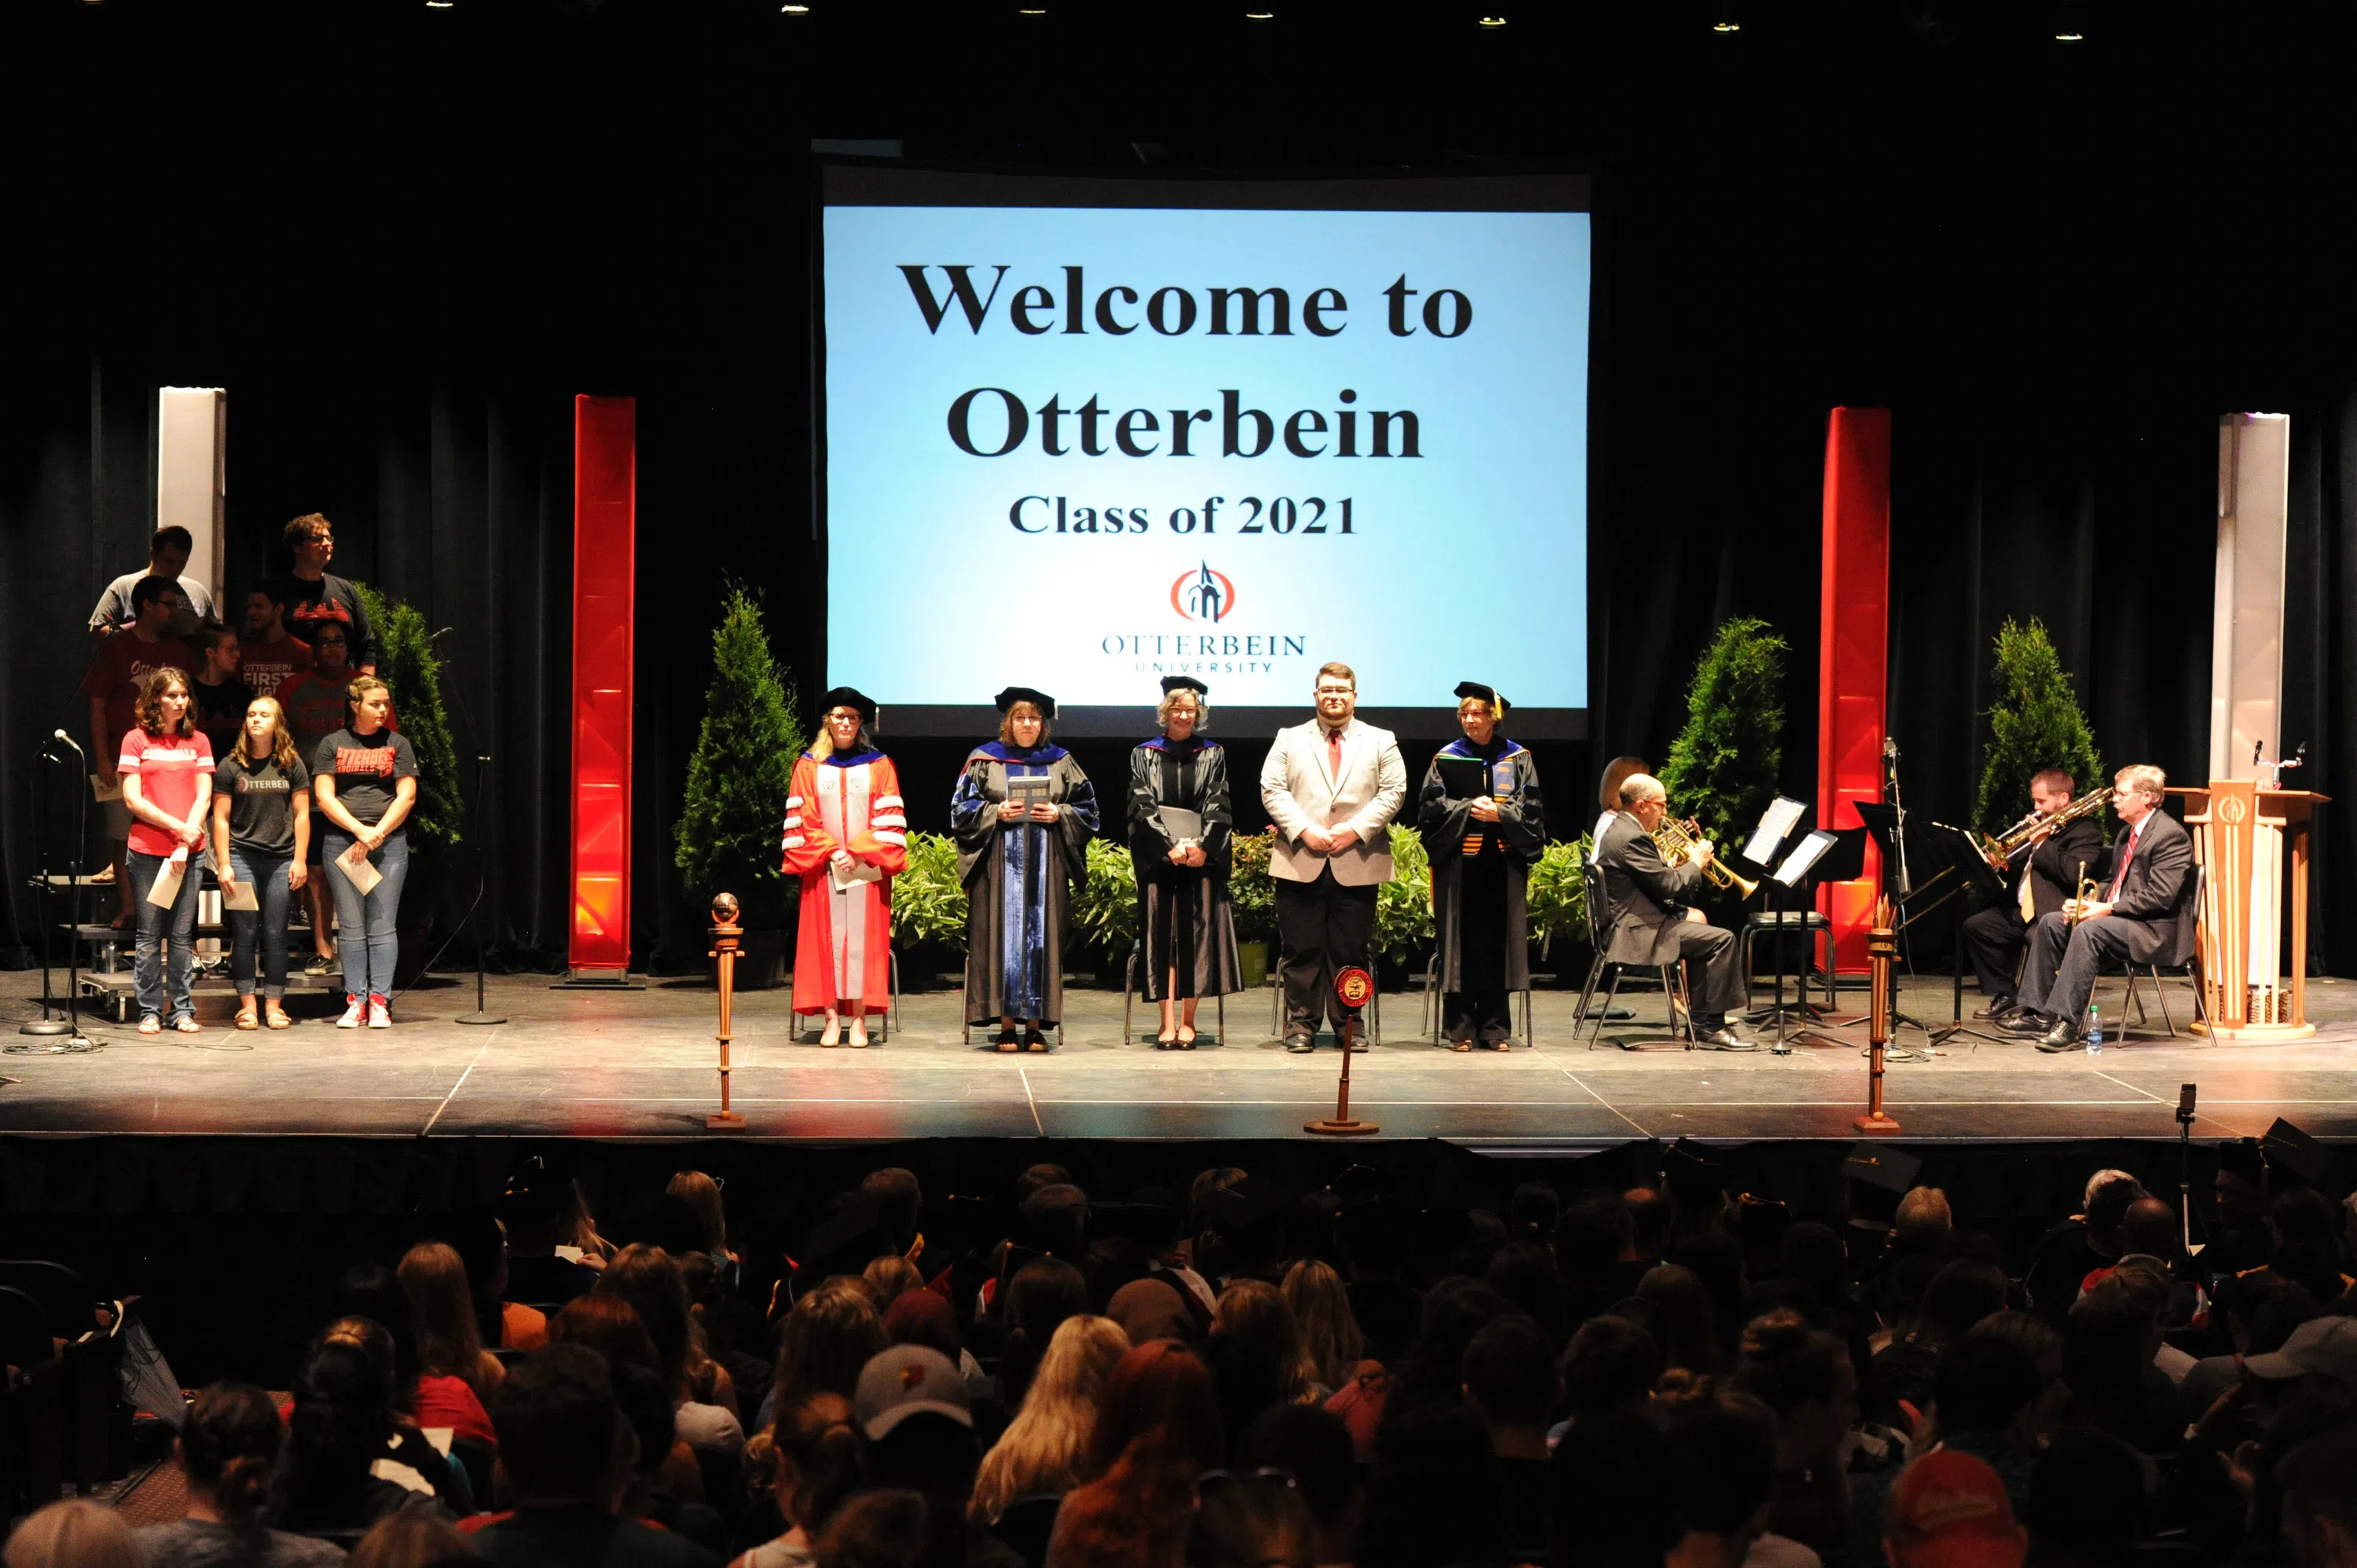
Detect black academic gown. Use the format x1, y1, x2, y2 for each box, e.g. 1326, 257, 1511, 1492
1417, 737, 1545, 1001
1127, 737, 1244, 1002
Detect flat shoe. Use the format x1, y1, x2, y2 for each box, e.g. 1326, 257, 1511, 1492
235, 1004, 259, 1031
1176, 1026, 1197, 1048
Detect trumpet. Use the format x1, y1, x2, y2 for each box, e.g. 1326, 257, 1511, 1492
1654, 815, 1761, 899
2064, 861, 2099, 926
1981, 789, 2108, 866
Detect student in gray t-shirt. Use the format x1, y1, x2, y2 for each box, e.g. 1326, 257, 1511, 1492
90, 525, 214, 643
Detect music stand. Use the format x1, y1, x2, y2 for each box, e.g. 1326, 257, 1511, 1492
1736, 797, 1816, 1039
1915, 822, 2014, 1047
1766, 827, 1860, 1052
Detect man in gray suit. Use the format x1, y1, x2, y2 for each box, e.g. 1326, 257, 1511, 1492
1261, 661, 1409, 1053
1592, 773, 1751, 1049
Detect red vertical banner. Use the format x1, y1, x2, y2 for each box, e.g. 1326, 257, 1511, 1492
1816, 407, 1891, 972
569, 396, 636, 979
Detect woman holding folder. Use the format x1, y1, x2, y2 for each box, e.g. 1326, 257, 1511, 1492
119, 666, 214, 1035
313, 676, 416, 1030
1416, 682, 1545, 1050
951, 687, 1098, 1051
1127, 676, 1241, 1048
211, 695, 310, 1031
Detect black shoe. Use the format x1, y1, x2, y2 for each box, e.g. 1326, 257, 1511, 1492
1692, 1025, 1759, 1052
1972, 996, 2015, 1020
1285, 1035, 1315, 1054
2000, 1010, 2051, 1036
2035, 1019, 2081, 1053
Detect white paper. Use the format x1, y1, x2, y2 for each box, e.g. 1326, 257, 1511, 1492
220, 879, 259, 912
145, 858, 187, 908
336, 841, 383, 896
1772, 830, 1840, 888
1743, 797, 1809, 866
831, 857, 882, 888
91, 772, 123, 803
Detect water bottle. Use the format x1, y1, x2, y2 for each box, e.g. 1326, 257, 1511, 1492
2084, 1001, 2103, 1056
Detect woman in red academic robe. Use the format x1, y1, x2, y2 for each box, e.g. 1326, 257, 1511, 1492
781, 687, 907, 1047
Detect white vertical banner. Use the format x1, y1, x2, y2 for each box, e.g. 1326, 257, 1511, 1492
156, 387, 226, 606
2209, 412, 2290, 781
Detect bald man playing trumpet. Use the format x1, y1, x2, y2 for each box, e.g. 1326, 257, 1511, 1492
1592, 773, 1752, 1050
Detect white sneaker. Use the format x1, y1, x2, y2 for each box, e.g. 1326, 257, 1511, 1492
368, 996, 391, 1029
336, 995, 365, 1028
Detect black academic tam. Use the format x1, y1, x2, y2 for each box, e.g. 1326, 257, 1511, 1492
1453, 681, 1507, 716
995, 685, 1057, 717
819, 686, 878, 725
1160, 675, 1208, 697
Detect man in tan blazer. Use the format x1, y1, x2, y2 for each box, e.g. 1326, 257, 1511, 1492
1259, 661, 1408, 1053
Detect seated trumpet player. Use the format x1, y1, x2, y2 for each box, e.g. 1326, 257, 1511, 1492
1959, 768, 2105, 1020
2003, 764, 2194, 1051
1593, 773, 1752, 1049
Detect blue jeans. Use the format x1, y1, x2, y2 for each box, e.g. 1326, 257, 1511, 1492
126, 847, 207, 1024
323, 830, 409, 1001
225, 848, 295, 1000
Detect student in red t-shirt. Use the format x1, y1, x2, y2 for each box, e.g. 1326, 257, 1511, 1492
237, 581, 313, 700
119, 667, 214, 1034
81, 576, 196, 927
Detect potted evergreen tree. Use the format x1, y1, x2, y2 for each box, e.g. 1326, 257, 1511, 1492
674, 584, 805, 988
1978, 617, 2102, 833
352, 583, 464, 987
1659, 615, 1789, 853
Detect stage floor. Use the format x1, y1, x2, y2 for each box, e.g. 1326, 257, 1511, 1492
2, 969, 2353, 1150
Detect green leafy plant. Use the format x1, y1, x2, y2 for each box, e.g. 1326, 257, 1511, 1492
889, 831, 970, 951
1072, 837, 1141, 956
1978, 617, 2103, 834
1525, 836, 1591, 958
351, 583, 464, 852
1659, 616, 1788, 852
673, 584, 806, 928
1230, 830, 1278, 945
1373, 822, 1435, 962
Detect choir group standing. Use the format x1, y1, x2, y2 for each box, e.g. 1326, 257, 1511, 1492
778, 665, 1544, 1053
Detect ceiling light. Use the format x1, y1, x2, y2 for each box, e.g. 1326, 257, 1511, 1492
781, 2, 809, 11
1245, 9, 1274, 18
425, 1, 454, 8
2054, 29, 2083, 40
1478, 13, 1507, 24
1711, 20, 1740, 31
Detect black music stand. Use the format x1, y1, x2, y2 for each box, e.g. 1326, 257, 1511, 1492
1735, 797, 1816, 1038
1916, 822, 2013, 1047
1767, 826, 1864, 1052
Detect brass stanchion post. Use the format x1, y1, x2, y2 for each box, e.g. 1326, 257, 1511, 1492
707, 893, 746, 1130
1855, 897, 1901, 1134
1306, 966, 1379, 1136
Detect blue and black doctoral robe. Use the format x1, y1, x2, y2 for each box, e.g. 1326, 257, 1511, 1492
951, 741, 1099, 1024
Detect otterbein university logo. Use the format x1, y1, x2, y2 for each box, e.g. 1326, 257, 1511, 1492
1171, 562, 1238, 623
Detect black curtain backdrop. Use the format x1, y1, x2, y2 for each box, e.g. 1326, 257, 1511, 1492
9, 5, 2357, 976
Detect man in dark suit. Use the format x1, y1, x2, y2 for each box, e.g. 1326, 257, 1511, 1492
1959, 768, 2106, 1018
2005, 764, 2194, 1051
1593, 773, 1750, 1049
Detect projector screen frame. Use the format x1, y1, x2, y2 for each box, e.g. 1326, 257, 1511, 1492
808, 154, 1595, 743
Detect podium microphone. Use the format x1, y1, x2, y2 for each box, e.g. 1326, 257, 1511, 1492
51, 729, 83, 756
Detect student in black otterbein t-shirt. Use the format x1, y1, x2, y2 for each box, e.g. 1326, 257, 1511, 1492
190, 624, 249, 755
211, 695, 311, 1033
271, 512, 379, 672
313, 676, 416, 1031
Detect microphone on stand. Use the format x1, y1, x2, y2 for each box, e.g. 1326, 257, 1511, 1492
51, 729, 83, 756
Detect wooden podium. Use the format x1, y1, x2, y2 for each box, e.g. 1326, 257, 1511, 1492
2171, 782, 2329, 1040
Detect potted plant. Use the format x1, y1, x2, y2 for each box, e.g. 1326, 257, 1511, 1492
1373, 822, 1435, 984
352, 583, 464, 987
889, 830, 969, 987
1071, 838, 1140, 985
673, 584, 805, 988
1524, 835, 1591, 980
1230, 830, 1277, 988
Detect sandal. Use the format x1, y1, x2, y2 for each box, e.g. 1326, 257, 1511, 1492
235, 1002, 259, 1031
1450, 1039, 1473, 1053
137, 1015, 162, 1035
993, 1029, 1020, 1054
265, 1001, 292, 1030
174, 1017, 202, 1035
1025, 1028, 1050, 1053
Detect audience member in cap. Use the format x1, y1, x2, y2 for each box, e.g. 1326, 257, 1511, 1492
1236, 1403, 1362, 1568
135, 1382, 346, 1566
2242, 1316, 2357, 1399
858, 1346, 1004, 1568
735, 1390, 861, 1568
1885, 1449, 2026, 1568
970, 1314, 1129, 1525
1047, 1341, 1223, 1567
951, 687, 1099, 1052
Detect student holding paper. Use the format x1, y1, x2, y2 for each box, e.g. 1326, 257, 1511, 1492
211, 695, 311, 1031
119, 666, 214, 1035
780, 687, 907, 1048
1127, 676, 1242, 1049
313, 676, 417, 1030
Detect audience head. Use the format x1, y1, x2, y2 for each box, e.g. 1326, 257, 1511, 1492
1462, 1312, 1560, 1432
491, 1343, 625, 1510
2023, 1429, 2146, 1568
345, 1508, 484, 1568
1508, 1181, 1562, 1245
2243, 1316, 2357, 1401
2082, 1171, 2146, 1254
1637, 1264, 1721, 1374
1237, 1404, 1360, 1555
133, 665, 194, 737
880, 1287, 959, 1361
548, 1291, 662, 1379
607, 1361, 679, 1483
1917, 1259, 2011, 1345
1772, 1219, 1851, 1310
771, 1390, 863, 1539
813, 1489, 929, 1568
1189, 1469, 1315, 1568
595, 1243, 699, 1396
178, 1382, 284, 1523
1558, 1193, 1640, 1275
1281, 1258, 1363, 1390
129, 573, 184, 628
398, 1240, 486, 1383
1002, 1255, 1091, 1408
1083, 1339, 1223, 1484
1661, 1393, 1779, 1566
1624, 1188, 1673, 1261
1384, 1281, 1508, 1428
149, 525, 195, 571
3, 1499, 141, 1568
1018, 1182, 1091, 1260
280, 1340, 395, 1509
1360, 1402, 1512, 1568
778, 1276, 891, 1408
1731, 1310, 1856, 1460
1106, 1276, 1195, 1345
968, 1314, 1128, 1525
1551, 1411, 1677, 1568
1934, 1315, 2058, 1445
1486, 1240, 1568, 1344
2117, 1196, 2179, 1262
2278, 1422, 2357, 1568
1564, 1313, 1664, 1420
1893, 1187, 1955, 1251
1886, 1449, 2028, 1568
859, 1167, 924, 1255
663, 1169, 728, 1256
1214, 1278, 1313, 1405
1600, 755, 1651, 813
863, 1254, 925, 1310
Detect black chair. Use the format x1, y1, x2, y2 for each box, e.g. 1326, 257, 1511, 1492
1265, 933, 1383, 1045
692, 1442, 744, 1525
1574, 861, 1693, 1050
1418, 952, 1534, 1048
1121, 941, 1226, 1046
992, 1495, 1063, 1568
2099, 865, 2206, 1040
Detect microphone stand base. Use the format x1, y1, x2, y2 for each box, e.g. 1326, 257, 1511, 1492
1303, 1118, 1379, 1137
